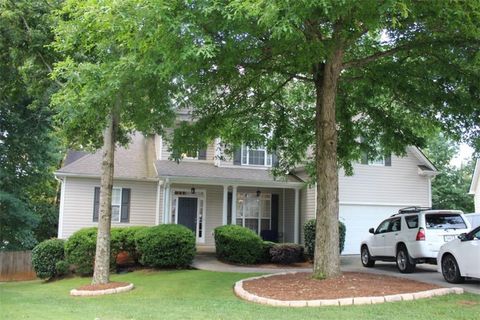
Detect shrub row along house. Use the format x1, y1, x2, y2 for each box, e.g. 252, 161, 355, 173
55, 111, 438, 255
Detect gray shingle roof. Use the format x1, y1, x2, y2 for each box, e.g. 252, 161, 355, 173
154, 160, 302, 183
56, 133, 156, 180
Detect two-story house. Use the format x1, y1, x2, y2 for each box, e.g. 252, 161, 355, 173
55, 123, 438, 255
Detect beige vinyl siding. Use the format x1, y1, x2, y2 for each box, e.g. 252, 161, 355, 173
60, 177, 157, 238
339, 149, 430, 206
159, 134, 215, 163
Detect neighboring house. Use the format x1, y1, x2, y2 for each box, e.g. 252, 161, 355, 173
55, 124, 438, 255
469, 159, 480, 213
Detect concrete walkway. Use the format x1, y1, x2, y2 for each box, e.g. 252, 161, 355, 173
192, 253, 480, 294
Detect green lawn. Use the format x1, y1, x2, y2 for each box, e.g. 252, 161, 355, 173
0, 270, 479, 320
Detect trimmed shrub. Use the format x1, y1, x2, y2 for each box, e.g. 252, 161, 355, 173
135, 224, 196, 268
65, 227, 120, 275
111, 226, 148, 263
260, 241, 275, 263
55, 260, 70, 277
31, 238, 65, 279
304, 219, 346, 259
270, 243, 304, 264
214, 225, 263, 264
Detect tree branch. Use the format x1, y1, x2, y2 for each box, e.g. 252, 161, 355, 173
342, 44, 412, 69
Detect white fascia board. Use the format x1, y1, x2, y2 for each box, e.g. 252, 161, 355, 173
160, 176, 304, 189
469, 159, 480, 194
408, 146, 438, 172
54, 172, 159, 182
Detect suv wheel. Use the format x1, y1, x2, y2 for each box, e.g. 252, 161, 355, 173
361, 245, 375, 267
441, 254, 464, 284
396, 245, 416, 273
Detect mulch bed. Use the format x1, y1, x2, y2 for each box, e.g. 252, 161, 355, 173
228, 261, 313, 269
242, 272, 440, 301
76, 281, 130, 291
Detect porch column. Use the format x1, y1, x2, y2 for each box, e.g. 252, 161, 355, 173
163, 180, 171, 224
222, 185, 228, 225
231, 185, 237, 225
294, 188, 300, 243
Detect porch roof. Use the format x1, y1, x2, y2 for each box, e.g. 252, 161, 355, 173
155, 160, 304, 187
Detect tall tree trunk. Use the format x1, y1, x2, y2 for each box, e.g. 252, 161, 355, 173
312, 46, 344, 279
92, 101, 120, 285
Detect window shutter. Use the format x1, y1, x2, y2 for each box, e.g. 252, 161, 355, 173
384, 154, 392, 166
271, 194, 279, 234
120, 188, 131, 223
198, 149, 207, 160
93, 187, 100, 222
360, 151, 368, 165
233, 147, 242, 165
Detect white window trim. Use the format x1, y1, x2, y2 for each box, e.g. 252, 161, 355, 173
368, 156, 386, 166
241, 145, 272, 167
111, 187, 122, 223
171, 188, 206, 243
236, 192, 272, 234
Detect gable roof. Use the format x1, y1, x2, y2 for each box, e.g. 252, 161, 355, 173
407, 146, 438, 172
469, 159, 480, 195
55, 133, 156, 180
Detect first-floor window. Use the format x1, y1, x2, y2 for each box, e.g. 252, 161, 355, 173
236, 193, 271, 234
93, 187, 130, 223
111, 188, 122, 222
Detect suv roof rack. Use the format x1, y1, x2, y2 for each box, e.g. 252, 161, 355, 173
396, 206, 432, 215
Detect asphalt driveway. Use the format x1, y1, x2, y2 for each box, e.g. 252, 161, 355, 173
341, 255, 480, 294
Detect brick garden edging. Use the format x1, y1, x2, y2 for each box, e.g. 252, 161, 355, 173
70, 283, 134, 296
234, 272, 464, 307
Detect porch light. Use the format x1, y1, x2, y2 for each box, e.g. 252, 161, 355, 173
256, 190, 261, 197
191, 187, 196, 194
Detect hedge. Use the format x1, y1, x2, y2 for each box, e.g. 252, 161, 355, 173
31, 238, 65, 280
304, 219, 346, 259
135, 224, 196, 268
270, 243, 304, 264
214, 225, 263, 264
64, 227, 120, 275
111, 226, 147, 263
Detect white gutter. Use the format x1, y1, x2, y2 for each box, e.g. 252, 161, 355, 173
54, 172, 159, 182
161, 176, 304, 189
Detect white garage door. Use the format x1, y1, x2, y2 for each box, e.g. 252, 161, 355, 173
339, 204, 405, 255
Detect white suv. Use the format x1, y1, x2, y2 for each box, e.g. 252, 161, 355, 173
360, 207, 471, 273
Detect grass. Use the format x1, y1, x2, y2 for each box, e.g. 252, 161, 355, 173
1, 269, 479, 320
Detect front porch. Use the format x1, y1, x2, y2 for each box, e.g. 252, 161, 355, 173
157, 178, 304, 247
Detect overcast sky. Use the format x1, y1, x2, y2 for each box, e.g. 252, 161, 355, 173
450, 143, 475, 167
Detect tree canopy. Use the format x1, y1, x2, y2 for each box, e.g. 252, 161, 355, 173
0, 0, 62, 250
163, 0, 480, 277
425, 133, 475, 213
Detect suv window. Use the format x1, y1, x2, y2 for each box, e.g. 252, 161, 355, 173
425, 213, 467, 229
375, 219, 390, 234
389, 218, 401, 232
405, 215, 418, 229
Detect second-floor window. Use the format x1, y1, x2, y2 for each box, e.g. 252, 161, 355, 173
241, 146, 272, 166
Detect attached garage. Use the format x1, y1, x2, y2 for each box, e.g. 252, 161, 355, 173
339, 204, 407, 255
